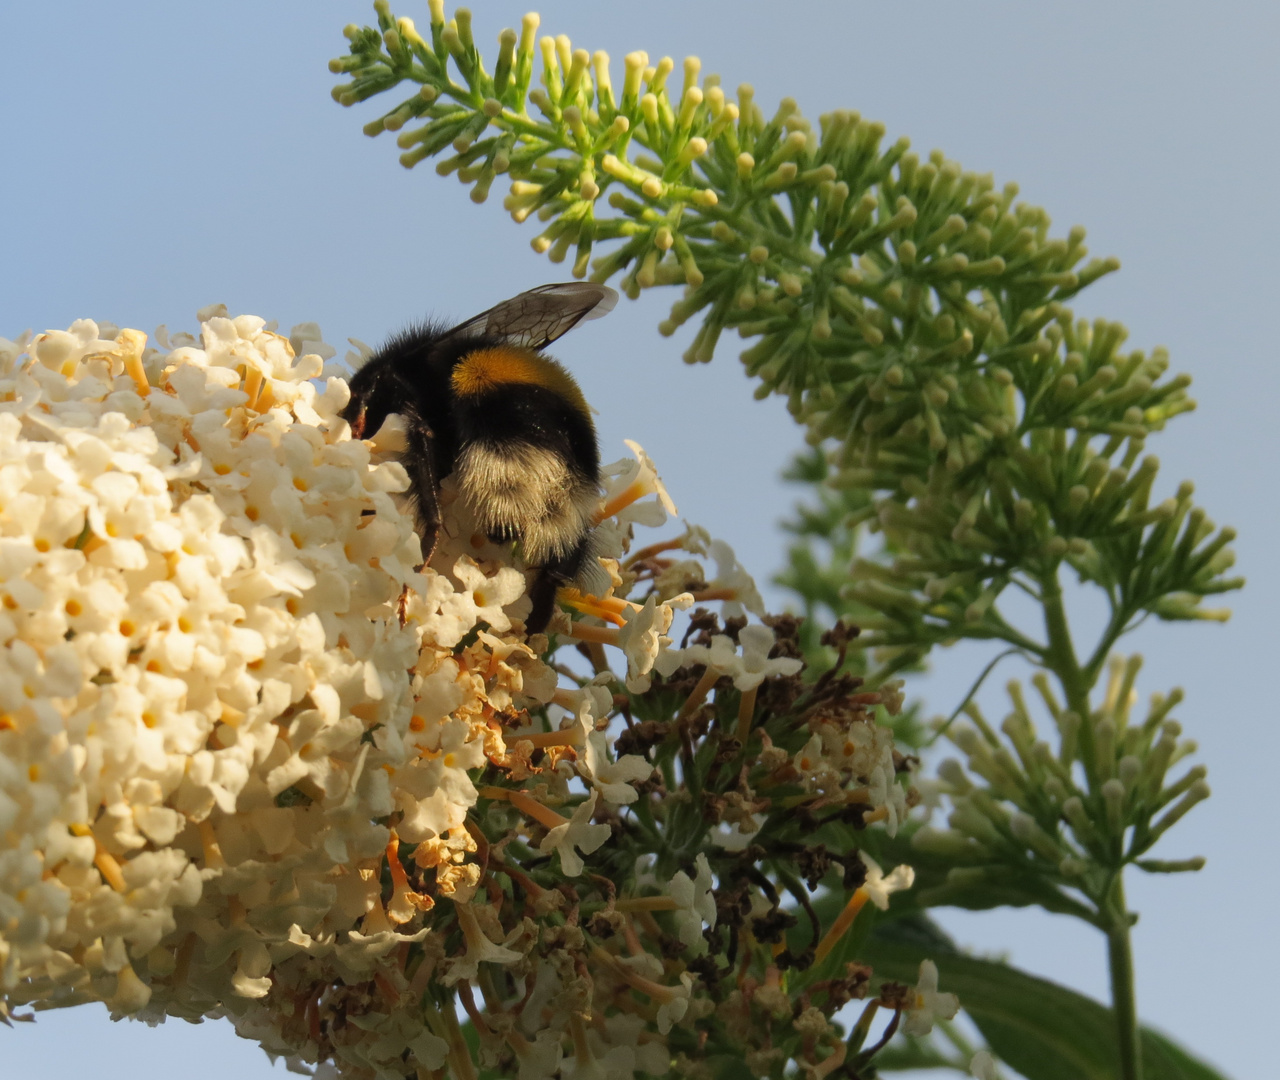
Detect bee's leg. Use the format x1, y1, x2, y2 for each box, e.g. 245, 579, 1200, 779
525, 537, 594, 635
404, 422, 444, 568
416, 498, 443, 566
525, 569, 560, 635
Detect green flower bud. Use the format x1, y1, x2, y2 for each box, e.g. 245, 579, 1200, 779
648, 55, 674, 96
1135, 857, 1206, 874
563, 47, 590, 105
469, 171, 495, 203
1101, 778, 1126, 830
944, 867, 997, 891
963, 256, 1007, 277
677, 85, 703, 131
1010, 811, 1063, 862
675, 136, 708, 169
622, 50, 647, 107
1061, 797, 1093, 840
936, 758, 973, 794
1154, 763, 1207, 811
554, 34, 573, 79
441, 21, 468, 68
1092, 718, 1116, 780
490, 27, 517, 97
538, 36, 562, 101
707, 100, 740, 143
704, 83, 725, 118
911, 826, 992, 862
399, 141, 438, 168
1144, 781, 1210, 845
948, 801, 1005, 848
1139, 688, 1183, 737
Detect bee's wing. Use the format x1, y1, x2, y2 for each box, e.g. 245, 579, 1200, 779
440, 283, 618, 350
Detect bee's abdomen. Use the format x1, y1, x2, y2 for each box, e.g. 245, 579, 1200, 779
450, 356, 600, 567
455, 439, 598, 565
458, 378, 599, 480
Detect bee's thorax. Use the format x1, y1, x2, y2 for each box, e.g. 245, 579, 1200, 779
450, 345, 591, 418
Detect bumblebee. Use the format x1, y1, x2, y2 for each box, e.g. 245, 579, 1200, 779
341, 282, 617, 633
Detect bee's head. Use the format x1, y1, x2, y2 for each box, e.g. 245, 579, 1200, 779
341, 360, 404, 441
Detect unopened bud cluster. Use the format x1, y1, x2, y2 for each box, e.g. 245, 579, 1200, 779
913, 656, 1209, 920
333, 7, 1108, 392
829, 317, 1238, 667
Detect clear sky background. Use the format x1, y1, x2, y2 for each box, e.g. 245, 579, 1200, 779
2, 1, 1276, 1077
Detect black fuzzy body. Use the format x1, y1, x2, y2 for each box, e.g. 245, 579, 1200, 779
341, 323, 601, 634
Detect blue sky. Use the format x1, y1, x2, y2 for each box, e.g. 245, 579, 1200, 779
2, 2, 1276, 1077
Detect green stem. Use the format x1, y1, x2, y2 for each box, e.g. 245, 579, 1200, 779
1105, 873, 1143, 1080
1039, 564, 1097, 784
1043, 564, 1142, 1079
1080, 600, 1137, 688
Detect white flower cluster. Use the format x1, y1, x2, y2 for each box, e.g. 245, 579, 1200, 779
0, 313, 441, 1026
651, 609, 909, 838
792, 713, 909, 835
0, 312, 757, 1075
0, 310, 920, 1078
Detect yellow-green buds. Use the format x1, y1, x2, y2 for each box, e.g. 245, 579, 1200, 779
333, 11, 1240, 840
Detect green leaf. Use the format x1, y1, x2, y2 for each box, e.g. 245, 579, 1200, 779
1139, 1031, 1233, 1080
862, 926, 1231, 1080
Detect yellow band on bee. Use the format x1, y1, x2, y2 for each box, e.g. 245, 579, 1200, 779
451, 345, 590, 417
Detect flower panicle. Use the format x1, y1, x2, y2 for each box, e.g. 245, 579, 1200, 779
919, 658, 1210, 914
2, 307, 928, 1079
